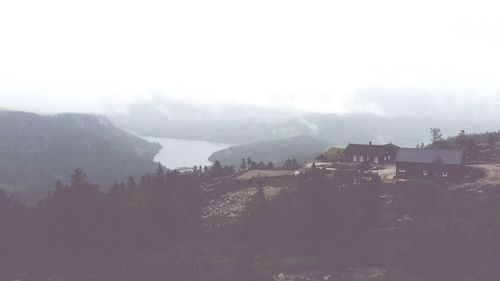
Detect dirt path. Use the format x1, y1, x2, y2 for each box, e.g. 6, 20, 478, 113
450, 164, 500, 191
470, 164, 500, 183
377, 164, 396, 182
235, 169, 299, 180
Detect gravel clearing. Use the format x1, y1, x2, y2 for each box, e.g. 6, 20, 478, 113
203, 186, 286, 226
235, 169, 299, 180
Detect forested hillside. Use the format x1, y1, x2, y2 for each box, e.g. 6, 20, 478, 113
208, 135, 326, 167
110, 99, 500, 147
0, 111, 160, 203
2, 165, 500, 280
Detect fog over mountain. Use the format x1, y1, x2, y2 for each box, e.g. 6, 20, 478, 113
4, 1, 500, 280
0, 110, 160, 203
109, 93, 500, 147
2, 0, 500, 117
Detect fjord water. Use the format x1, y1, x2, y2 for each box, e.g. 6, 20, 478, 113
143, 137, 230, 169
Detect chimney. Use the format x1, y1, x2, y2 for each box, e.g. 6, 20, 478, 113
369, 141, 372, 146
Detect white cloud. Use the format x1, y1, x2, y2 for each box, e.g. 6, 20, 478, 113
0, 0, 499, 113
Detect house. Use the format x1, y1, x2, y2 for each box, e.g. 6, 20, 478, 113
315, 154, 329, 162
395, 148, 465, 181
344, 142, 399, 164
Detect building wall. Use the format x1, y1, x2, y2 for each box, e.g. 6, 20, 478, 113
396, 162, 465, 181
347, 153, 393, 164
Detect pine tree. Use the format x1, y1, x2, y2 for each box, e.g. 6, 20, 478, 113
488, 133, 496, 145
455, 130, 467, 149
127, 176, 137, 190
209, 160, 224, 179
249, 161, 258, 170
223, 165, 236, 176
111, 180, 120, 191
70, 168, 87, 186
240, 158, 247, 172
430, 127, 443, 149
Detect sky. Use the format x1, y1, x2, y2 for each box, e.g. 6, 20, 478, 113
1, 0, 500, 114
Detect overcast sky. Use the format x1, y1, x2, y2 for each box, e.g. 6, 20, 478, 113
1, 0, 499, 114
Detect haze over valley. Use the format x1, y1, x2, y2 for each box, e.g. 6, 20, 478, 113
3, 0, 500, 280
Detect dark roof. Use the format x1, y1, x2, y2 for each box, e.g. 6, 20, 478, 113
345, 143, 399, 155
315, 154, 329, 162
395, 148, 464, 165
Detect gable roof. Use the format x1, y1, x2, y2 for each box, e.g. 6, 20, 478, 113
345, 143, 399, 155
315, 154, 329, 162
395, 148, 464, 165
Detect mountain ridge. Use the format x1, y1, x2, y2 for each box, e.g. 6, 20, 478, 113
0, 110, 161, 203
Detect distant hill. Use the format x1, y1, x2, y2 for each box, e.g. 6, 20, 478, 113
208, 135, 327, 167
0, 111, 161, 203
110, 99, 500, 147
447, 130, 500, 145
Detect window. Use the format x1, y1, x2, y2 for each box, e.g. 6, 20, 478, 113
374, 156, 379, 164
360, 155, 364, 162
443, 171, 448, 177
423, 170, 428, 176
353, 155, 357, 162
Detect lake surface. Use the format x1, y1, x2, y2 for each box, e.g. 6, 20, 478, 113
143, 137, 231, 169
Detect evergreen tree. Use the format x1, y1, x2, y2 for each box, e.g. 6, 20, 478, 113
209, 160, 224, 179
488, 133, 496, 145
127, 176, 137, 190
465, 138, 480, 161
111, 180, 120, 191
248, 161, 258, 170
70, 168, 87, 186
266, 162, 275, 169
455, 130, 467, 149
256, 161, 266, 169
240, 158, 247, 172
430, 127, 443, 148
223, 165, 236, 176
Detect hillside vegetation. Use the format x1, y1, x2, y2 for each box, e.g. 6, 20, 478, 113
0, 111, 160, 203
111, 99, 500, 146
208, 135, 326, 167
2, 165, 500, 280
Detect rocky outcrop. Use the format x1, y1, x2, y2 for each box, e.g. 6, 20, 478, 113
272, 267, 384, 281
203, 185, 286, 227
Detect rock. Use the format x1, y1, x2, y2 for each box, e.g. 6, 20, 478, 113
273, 271, 336, 281
274, 273, 287, 281
346, 266, 384, 281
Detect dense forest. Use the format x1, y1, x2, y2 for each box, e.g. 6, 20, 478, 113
208, 135, 326, 167
2, 163, 500, 281
0, 111, 160, 204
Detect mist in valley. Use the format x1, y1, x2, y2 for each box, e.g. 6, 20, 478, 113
2, 0, 500, 280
